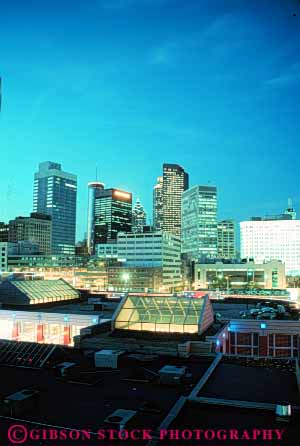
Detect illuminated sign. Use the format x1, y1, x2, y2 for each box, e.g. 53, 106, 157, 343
113, 190, 131, 201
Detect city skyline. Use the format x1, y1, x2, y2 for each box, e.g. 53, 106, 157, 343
1, 0, 300, 239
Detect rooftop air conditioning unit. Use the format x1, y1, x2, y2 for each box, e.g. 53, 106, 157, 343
94, 349, 125, 369
159, 365, 186, 386
104, 409, 137, 430
3, 389, 39, 416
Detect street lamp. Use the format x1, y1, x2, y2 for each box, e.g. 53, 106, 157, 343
122, 272, 130, 291
225, 276, 229, 293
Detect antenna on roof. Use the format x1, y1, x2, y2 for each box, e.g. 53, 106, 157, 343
96, 164, 98, 181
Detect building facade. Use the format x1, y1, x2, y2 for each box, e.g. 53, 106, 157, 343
33, 161, 77, 255
153, 176, 163, 231
162, 164, 189, 237
217, 220, 236, 260
94, 188, 132, 244
182, 185, 218, 260
212, 319, 300, 359
194, 260, 286, 290
0, 309, 102, 346
132, 198, 147, 233
95, 242, 118, 259
117, 231, 182, 290
240, 217, 300, 275
8, 213, 52, 255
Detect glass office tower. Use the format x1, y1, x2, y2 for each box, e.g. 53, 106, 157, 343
33, 161, 77, 255
182, 185, 218, 260
94, 188, 132, 244
162, 164, 189, 237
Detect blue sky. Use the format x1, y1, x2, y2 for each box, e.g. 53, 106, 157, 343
1, 0, 300, 240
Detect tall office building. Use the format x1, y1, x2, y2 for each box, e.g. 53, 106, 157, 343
153, 176, 163, 231
217, 220, 236, 260
87, 182, 105, 255
0, 222, 9, 242
33, 161, 77, 255
94, 188, 132, 245
162, 164, 189, 237
182, 185, 218, 260
132, 198, 147, 233
240, 214, 300, 275
8, 213, 52, 254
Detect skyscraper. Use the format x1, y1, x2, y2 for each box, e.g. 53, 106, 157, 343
217, 219, 236, 260
162, 164, 189, 237
33, 161, 77, 255
87, 182, 105, 255
153, 176, 163, 231
94, 188, 132, 245
132, 198, 147, 233
181, 185, 218, 260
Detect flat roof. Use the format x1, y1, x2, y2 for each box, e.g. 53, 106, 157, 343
198, 362, 300, 405
169, 403, 299, 445
0, 354, 212, 432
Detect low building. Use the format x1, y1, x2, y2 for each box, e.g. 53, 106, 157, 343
0, 279, 80, 306
0, 309, 104, 346
194, 260, 286, 290
213, 319, 300, 359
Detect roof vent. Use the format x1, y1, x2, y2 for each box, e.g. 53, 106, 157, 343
104, 409, 137, 429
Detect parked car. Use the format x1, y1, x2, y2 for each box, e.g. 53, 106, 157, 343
250, 308, 260, 317
257, 312, 277, 320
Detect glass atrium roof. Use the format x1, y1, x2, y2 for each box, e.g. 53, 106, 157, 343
114, 294, 214, 335
11, 279, 79, 302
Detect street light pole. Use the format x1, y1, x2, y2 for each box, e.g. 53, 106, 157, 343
225, 276, 229, 293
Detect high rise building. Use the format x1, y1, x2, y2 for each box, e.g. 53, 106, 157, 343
0, 222, 9, 242
240, 213, 300, 275
217, 220, 236, 260
33, 161, 77, 255
94, 188, 132, 245
162, 164, 189, 237
182, 185, 218, 260
153, 176, 163, 231
132, 198, 147, 233
8, 213, 52, 255
87, 182, 105, 255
